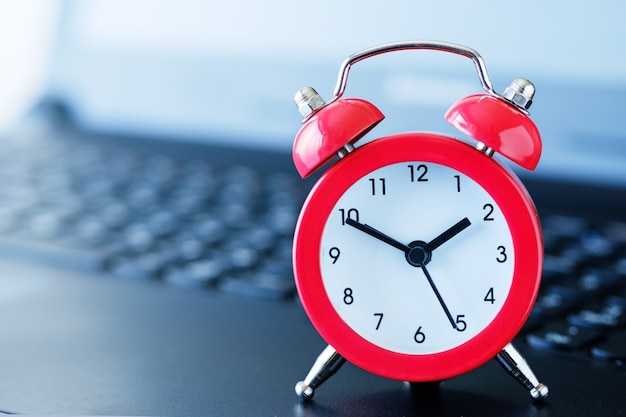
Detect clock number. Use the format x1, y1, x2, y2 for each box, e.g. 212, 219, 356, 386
454, 175, 461, 192
328, 247, 341, 264
455, 314, 467, 332
339, 208, 359, 225
413, 326, 426, 344
408, 164, 428, 182
483, 203, 495, 221
369, 178, 386, 195
374, 313, 384, 330
484, 287, 495, 304
496, 245, 508, 263
343, 288, 354, 305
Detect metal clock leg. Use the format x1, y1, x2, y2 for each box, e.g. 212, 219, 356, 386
496, 342, 549, 400
295, 344, 346, 400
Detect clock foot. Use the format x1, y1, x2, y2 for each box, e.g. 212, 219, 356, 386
406, 380, 441, 398
496, 342, 549, 401
295, 344, 346, 401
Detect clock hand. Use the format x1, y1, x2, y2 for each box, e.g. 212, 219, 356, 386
417, 218, 469, 329
346, 217, 470, 256
346, 217, 457, 329
419, 262, 457, 329
345, 218, 410, 253
424, 217, 471, 252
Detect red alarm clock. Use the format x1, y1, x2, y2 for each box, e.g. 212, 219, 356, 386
291, 41, 548, 401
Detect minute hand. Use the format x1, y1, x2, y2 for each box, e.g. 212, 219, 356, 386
345, 218, 410, 253
424, 217, 471, 252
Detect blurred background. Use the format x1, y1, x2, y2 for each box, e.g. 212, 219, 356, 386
0, 2, 624, 413
0, 0, 625, 181
0, 1, 60, 131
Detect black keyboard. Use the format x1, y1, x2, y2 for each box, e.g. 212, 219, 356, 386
0, 134, 305, 300
523, 214, 626, 370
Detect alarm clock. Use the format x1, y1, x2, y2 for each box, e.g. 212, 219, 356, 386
290, 41, 549, 402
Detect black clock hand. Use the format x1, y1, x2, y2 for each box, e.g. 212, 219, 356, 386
420, 262, 457, 329
424, 217, 471, 252
346, 217, 459, 329
345, 218, 410, 253
418, 217, 469, 329
347, 217, 470, 255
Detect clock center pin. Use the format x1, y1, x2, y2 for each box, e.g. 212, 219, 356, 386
406, 240, 432, 267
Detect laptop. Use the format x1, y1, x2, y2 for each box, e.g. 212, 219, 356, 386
0, 1, 625, 415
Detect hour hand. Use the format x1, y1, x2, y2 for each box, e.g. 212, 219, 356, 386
345, 218, 410, 253
425, 217, 471, 252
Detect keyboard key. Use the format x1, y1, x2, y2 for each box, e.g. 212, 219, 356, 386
580, 229, 615, 259
192, 215, 226, 244
27, 212, 64, 239
542, 254, 578, 281
174, 237, 205, 262
613, 257, 626, 278
122, 225, 156, 254
590, 330, 626, 365
99, 203, 132, 229
74, 217, 109, 245
145, 211, 179, 237
577, 269, 620, 294
529, 285, 583, 321
547, 269, 620, 300
527, 322, 604, 352
607, 294, 626, 309
568, 304, 626, 330
163, 258, 226, 288
542, 215, 587, 238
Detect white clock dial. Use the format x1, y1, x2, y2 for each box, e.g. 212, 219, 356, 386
320, 161, 514, 355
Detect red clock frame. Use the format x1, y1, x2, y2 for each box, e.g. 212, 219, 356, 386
293, 132, 543, 382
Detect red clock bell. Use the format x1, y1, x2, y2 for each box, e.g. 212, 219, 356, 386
291, 41, 548, 402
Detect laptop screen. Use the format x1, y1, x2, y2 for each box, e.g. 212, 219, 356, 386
31, 0, 626, 185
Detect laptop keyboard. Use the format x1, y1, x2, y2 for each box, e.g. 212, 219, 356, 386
523, 215, 626, 370
0, 136, 304, 300
0, 134, 625, 368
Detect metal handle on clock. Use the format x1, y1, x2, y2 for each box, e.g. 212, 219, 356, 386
331, 40, 498, 102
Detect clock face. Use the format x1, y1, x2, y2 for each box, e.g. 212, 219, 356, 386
319, 161, 514, 355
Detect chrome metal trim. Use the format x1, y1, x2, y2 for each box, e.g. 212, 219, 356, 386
331, 40, 497, 102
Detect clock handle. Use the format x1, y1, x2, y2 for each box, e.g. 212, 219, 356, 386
496, 343, 549, 401
331, 40, 496, 102
295, 344, 346, 400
